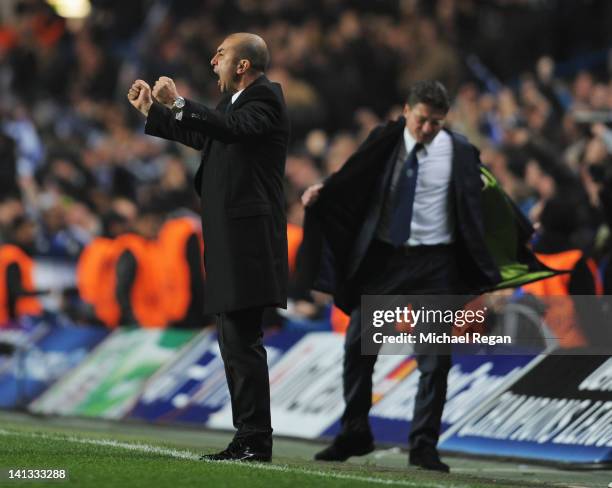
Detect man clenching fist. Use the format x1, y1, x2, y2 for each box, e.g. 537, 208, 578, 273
127, 33, 291, 463
127, 80, 153, 116
152, 76, 180, 108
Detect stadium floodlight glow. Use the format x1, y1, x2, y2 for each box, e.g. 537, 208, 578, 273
46, 0, 91, 19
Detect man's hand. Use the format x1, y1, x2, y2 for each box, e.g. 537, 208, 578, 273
127, 80, 153, 117
301, 183, 324, 207
152, 76, 180, 108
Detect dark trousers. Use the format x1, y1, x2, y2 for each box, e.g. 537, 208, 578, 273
340, 240, 461, 452
217, 306, 272, 451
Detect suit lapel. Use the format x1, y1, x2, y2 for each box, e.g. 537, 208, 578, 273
379, 136, 403, 195
346, 135, 403, 278
363, 135, 403, 236
228, 75, 268, 112
217, 95, 232, 114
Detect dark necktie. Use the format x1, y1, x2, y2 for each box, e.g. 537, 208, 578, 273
389, 143, 422, 247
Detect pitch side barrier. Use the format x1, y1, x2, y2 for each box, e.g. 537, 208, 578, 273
440, 353, 612, 468
16, 318, 612, 466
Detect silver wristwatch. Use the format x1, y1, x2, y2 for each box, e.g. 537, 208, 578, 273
171, 96, 185, 115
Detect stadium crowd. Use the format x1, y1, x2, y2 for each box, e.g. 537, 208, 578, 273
0, 0, 611, 332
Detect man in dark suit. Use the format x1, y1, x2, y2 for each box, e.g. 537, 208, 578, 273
301, 81, 545, 472
127, 33, 289, 462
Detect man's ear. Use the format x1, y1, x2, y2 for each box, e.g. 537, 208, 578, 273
403, 104, 412, 117
236, 59, 250, 74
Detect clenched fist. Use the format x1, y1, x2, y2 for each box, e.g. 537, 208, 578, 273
127, 80, 153, 116
152, 76, 180, 108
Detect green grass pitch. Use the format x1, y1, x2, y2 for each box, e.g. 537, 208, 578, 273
0, 411, 610, 488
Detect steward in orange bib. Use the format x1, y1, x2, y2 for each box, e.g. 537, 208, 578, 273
76, 211, 130, 328
522, 198, 603, 347
157, 215, 204, 328
0, 217, 45, 325
115, 209, 167, 328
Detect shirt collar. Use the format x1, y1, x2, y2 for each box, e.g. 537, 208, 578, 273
403, 127, 437, 156
231, 89, 245, 105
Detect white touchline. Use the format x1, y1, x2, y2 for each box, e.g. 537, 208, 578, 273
0, 429, 465, 488
450, 467, 557, 474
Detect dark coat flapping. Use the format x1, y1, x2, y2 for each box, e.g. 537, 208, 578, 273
145, 75, 290, 314
299, 117, 553, 313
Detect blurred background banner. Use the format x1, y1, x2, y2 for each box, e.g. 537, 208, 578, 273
128, 329, 305, 425
0, 317, 107, 408
29, 327, 196, 418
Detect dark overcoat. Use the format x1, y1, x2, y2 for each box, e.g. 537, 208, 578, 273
299, 118, 553, 313
145, 75, 290, 314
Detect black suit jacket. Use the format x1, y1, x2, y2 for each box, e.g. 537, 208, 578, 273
145, 75, 290, 314
300, 118, 536, 313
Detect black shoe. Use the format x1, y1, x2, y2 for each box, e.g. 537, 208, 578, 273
200, 439, 272, 463
314, 433, 375, 461
409, 449, 450, 473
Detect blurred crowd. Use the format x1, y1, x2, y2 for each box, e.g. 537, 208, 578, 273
0, 0, 611, 328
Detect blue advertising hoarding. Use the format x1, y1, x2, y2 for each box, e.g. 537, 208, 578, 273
440, 353, 612, 466
128, 329, 305, 424
0, 319, 108, 408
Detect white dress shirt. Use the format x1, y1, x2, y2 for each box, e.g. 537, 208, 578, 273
377, 128, 455, 245
231, 89, 244, 104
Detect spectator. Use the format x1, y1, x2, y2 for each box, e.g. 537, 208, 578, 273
0, 216, 46, 325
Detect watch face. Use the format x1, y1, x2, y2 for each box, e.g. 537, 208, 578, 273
175, 97, 185, 109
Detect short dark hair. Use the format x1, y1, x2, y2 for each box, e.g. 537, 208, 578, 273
235, 39, 269, 72
406, 80, 450, 113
